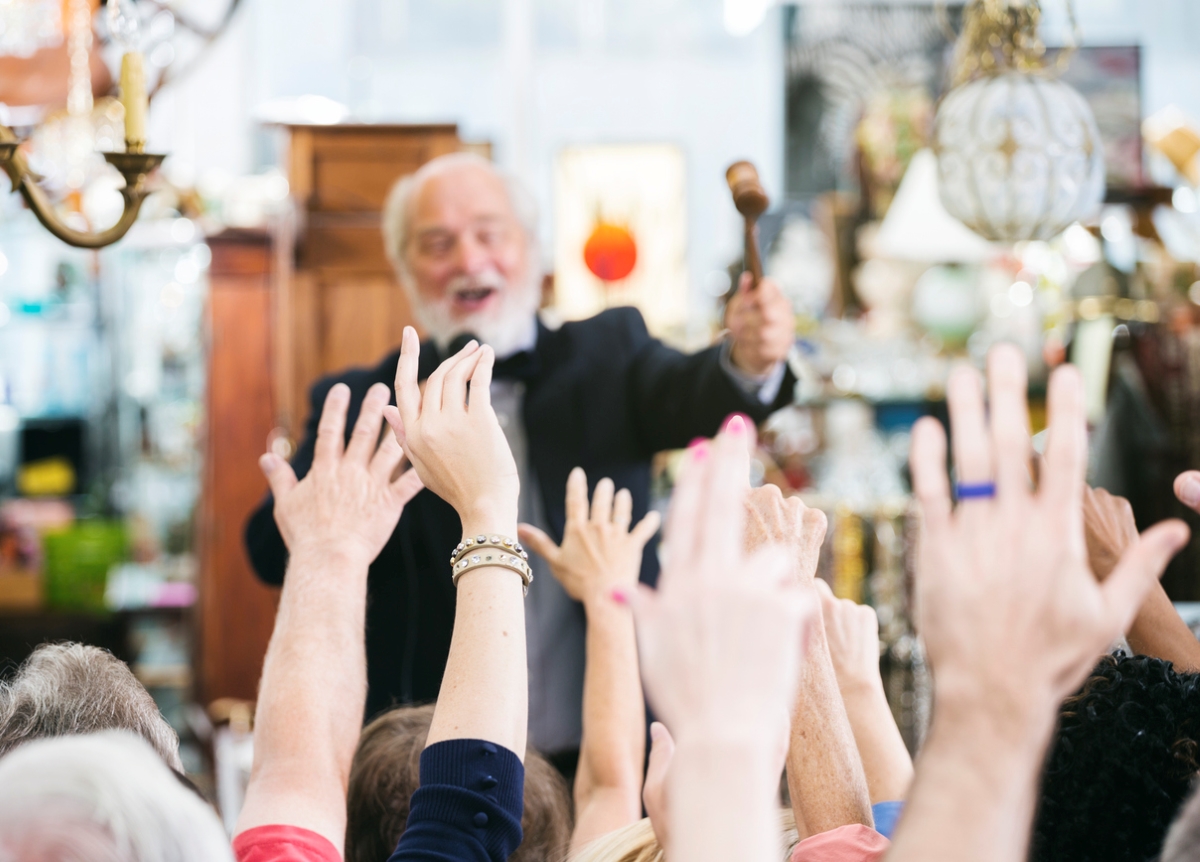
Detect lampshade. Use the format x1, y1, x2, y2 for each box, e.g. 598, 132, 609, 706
934, 71, 1105, 242
875, 148, 993, 263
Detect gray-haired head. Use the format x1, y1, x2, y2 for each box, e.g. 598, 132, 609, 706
0, 731, 232, 862
381, 151, 539, 283
0, 642, 182, 771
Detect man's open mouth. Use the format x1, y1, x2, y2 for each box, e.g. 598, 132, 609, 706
452, 286, 499, 311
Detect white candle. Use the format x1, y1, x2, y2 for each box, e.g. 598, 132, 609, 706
120, 51, 147, 150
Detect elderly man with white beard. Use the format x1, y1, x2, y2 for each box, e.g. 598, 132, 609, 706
245, 153, 797, 772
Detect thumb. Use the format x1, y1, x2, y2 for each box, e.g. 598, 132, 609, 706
517, 523, 559, 563
630, 509, 663, 546
259, 453, 298, 499
392, 467, 425, 508
738, 270, 753, 295
646, 721, 675, 787
1175, 471, 1200, 511
1102, 519, 1190, 635
383, 405, 407, 448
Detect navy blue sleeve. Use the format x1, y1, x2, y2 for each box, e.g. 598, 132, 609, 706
386, 739, 525, 862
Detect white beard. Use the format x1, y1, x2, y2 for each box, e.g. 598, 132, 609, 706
401, 265, 541, 358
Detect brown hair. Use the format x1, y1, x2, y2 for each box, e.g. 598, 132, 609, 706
346, 703, 572, 862
568, 810, 799, 862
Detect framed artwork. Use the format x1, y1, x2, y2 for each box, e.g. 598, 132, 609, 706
1049, 45, 1144, 190
552, 143, 688, 339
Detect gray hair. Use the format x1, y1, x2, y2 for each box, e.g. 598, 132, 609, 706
0, 642, 182, 771
1162, 782, 1200, 862
381, 152, 540, 283
0, 731, 232, 862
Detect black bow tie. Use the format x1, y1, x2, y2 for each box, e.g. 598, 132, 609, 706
445, 333, 540, 382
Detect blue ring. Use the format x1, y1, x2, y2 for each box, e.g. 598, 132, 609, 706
956, 481, 997, 500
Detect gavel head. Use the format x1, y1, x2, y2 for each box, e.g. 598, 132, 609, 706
726, 160, 769, 219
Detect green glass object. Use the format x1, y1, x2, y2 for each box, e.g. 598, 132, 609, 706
42, 521, 128, 612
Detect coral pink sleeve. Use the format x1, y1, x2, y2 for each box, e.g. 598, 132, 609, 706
789, 824, 890, 862
233, 825, 342, 862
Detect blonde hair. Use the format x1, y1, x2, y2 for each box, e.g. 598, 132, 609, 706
569, 810, 799, 862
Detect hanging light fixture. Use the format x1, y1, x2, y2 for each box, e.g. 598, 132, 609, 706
0, 0, 164, 248
933, 0, 1104, 243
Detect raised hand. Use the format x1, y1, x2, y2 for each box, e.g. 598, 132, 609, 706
261, 381, 424, 566
518, 468, 660, 607
386, 326, 519, 535
815, 578, 883, 697
743, 483, 827, 586
909, 346, 1188, 719
630, 417, 817, 862
1083, 485, 1139, 582
724, 273, 795, 376
630, 419, 815, 745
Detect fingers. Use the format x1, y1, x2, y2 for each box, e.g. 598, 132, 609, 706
630, 509, 662, 547
347, 383, 391, 463
392, 466, 426, 508
1101, 519, 1190, 636
1175, 471, 1200, 511
517, 523, 560, 565
394, 327, 422, 428
662, 442, 709, 579
424, 338, 478, 413
613, 488, 633, 531
370, 418, 406, 483
314, 383, 350, 469
468, 346, 495, 412
591, 477, 615, 524
436, 340, 482, 411
259, 453, 298, 499
565, 467, 589, 525
1041, 364, 1088, 513
703, 418, 751, 570
986, 345, 1032, 500
946, 365, 992, 491
910, 417, 952, 531
382, 405, 407, 449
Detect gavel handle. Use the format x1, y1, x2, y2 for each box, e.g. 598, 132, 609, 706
744, 217, 763, 290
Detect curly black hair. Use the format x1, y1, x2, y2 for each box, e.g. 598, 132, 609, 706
1030, 653, 1200, 862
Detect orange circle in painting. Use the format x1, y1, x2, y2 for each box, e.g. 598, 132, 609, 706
583, 223, 637, 282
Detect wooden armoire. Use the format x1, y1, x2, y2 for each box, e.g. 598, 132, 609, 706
197, 124, 465, 705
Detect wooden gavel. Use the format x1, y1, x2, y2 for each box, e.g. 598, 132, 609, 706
726, 160, 769, 290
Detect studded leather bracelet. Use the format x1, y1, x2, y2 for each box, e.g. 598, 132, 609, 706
449, 534, 534, 595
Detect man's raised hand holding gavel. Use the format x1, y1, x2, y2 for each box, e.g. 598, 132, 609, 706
724, 272, 796, 378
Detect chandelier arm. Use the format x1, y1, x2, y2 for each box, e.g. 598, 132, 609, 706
0, 125, 163, 249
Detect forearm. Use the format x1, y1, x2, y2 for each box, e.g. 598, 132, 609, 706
887, 698, 1053, 862
572, 601, 646, 850
426, 512, 528, 759
669, 737, 780, 862
840, 680, 914, 803
786, 622, 874, 838
1126, 581, 1200, 671
236, 550, 369, 836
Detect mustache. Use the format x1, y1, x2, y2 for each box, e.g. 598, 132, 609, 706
446, 270, 507, 294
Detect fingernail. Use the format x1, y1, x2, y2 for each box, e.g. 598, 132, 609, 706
649, 722, 666, 742
611, 587, 629, 605
1182, 477, 1200, 507
688, 440, 709, 463
723, 414, 746, 436
259, 454, 277, 473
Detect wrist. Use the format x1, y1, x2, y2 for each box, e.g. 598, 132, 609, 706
287, 541, 373, 573
932, 676, 1059, 755
459, 508, 519, 540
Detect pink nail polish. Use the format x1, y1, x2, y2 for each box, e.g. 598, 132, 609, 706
688, 440, 709, 463
724, 414, 746, 436
611, 587, 629, 605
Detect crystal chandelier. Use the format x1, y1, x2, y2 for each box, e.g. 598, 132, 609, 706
933, 0, 1105, 243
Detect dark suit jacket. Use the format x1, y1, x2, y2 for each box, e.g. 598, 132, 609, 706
245, 307, 795, 717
